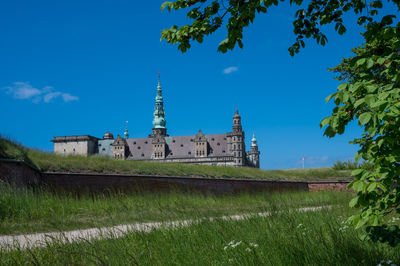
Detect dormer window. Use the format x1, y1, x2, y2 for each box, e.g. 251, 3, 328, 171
145, 141, 148, 144
133, 141, 136, 144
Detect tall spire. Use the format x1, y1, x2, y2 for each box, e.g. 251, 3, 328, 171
152, 72, 167, 135
124, 120, 129, 138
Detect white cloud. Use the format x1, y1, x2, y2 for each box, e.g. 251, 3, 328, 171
223, 66, 239, 74
62, 93, 79, 102
2, 82, 79, 103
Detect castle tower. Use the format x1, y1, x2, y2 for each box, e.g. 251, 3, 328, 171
194, 130, 208, 158
112, 134, 128, 160
248, 133, 260, 168
230, 109, 245, 166
152, 72, 167, 137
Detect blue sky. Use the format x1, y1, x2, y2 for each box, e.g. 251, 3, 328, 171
0, 1, 396, 169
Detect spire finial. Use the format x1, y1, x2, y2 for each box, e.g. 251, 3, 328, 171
158, 71, 161, 81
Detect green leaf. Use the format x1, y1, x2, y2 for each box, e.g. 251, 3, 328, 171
325, 92, 337, 103
359, 112, 372, 125
356, 58, 366, 67
349, 196, 359, 208
320, 117, 331, 128
352, 169, 364, 176
366, 58, 374, 69
367, 182, 377, 192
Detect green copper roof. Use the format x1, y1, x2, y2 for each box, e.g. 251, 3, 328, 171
251, 133, 257, 143
153, 76, 166, 129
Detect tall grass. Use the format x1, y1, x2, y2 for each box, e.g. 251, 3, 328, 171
332, 159, 374, 170
0, 183, 353, 235
2, 204, 399, 265
1, 136, 353, 180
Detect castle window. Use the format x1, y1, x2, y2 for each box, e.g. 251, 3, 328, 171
211, 138, 214, 141
210, 149, 213, 153
102, 148, 105, 151
98, 144, 102, 147
133, 141, 136, 144
180, 144, 183, 147
233, 137, 236, 141
222, 150, 225, 153
73, 148, 75, 152
233, 144, 236, 149
239, 159, 241, 163
188, 151, 191, 155
217, 143, 220, 146
238, 144, 241, 149
64, 149, 66, 152
190, 139, 193, 142
138, 146, 141, 150
170, 152, 173, 155
141, 153, 144, 157
224, 137, 226, 140
172, 140, 175, 143
145, 141, 148, 144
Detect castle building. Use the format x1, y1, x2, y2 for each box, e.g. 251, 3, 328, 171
51, 76, 260, 168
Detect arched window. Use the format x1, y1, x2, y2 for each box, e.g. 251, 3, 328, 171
233, 144, 236, 149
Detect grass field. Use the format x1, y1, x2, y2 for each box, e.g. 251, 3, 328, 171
2, 197, 399, 265
0, 136, 352, 181
0, 183, 353, 235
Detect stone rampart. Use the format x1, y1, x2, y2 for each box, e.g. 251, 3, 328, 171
0, 159, 351, 194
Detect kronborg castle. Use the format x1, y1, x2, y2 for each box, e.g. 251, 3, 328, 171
52, 77, 260, 168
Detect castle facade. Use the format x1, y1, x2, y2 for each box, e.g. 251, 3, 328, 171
52, 77, 260, 168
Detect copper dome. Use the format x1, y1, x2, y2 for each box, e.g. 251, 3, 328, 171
103, 132, 114, 139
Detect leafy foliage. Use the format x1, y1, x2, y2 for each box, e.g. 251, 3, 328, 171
160, 0, 400, 55
321, 17, 400, 246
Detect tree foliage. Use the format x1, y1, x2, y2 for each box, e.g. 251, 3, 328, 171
161, 0, 400, 247
321, 17, 400, 246
161, 0, 400, 55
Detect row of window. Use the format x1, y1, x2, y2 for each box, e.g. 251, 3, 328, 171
196, 150, 206, 156
154, 152, 164, 158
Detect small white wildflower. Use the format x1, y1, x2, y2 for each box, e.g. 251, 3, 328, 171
302, 232, 306, 236
246, 248, 251, 252
297, 224, 303, 228
224, 246, 228, 250
250, 243, 259, 248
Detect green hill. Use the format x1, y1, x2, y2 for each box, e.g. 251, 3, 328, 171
0, 137, 352, 181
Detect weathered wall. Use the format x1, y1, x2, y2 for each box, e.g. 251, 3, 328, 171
308, 181, 350, 192
54, 141, 89, 156
0, 159, 41, 187
0, 160, 351, 194
41, 172, 310, 194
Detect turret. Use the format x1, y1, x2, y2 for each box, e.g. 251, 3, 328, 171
152, 72, 167, 136
229, 109, 245, 166
248, 133, 260, 168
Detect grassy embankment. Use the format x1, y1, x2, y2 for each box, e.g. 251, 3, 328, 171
0, 183, 353, 235
0, 137, 352, 181
2, 197, 400, 265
